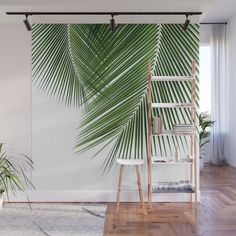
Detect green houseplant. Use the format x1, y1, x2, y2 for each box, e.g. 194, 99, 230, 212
0, 143, 34, 208
199, 112, 215, 169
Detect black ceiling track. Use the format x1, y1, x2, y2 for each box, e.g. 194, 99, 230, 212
6, 11, 202, 16
6, 11, 203, 32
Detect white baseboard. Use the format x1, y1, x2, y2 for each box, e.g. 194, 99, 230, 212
6, 190, 200, 203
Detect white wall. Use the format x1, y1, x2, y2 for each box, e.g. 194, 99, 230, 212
32, 85, 193, 202
0, 23, 199, 202
0, 24, 31, 156
227, 14, 236, 167
200, 24, 211, 45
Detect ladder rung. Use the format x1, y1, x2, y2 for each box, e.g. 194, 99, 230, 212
151, 76, 194, 81
152, 103, 195, 108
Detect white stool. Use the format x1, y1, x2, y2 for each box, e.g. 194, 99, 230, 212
116, 159, 145, 214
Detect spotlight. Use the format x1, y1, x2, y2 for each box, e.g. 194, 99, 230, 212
182, 14, 190, 31
23, 15, 32, 31
110, 14, 115, 33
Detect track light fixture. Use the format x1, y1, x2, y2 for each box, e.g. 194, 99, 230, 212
110, 14, 116, 33
7, 11, 202, 32
182, 14, 190, 31
23, 15, 32, 31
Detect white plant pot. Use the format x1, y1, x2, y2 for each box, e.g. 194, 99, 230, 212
0, 194, 3, 210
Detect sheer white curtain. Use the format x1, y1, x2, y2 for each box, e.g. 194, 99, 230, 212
210, 24, 228, 165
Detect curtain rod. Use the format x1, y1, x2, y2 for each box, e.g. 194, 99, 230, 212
6, 11, 202, 16
200, 22, 227, 25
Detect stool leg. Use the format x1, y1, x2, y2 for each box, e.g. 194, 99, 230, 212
116, 165, 124, 214
136, 165, 145, 214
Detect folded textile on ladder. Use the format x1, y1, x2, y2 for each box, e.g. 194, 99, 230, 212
173, 124, 195, 134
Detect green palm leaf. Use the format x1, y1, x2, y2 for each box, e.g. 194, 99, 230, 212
32, 23, 199, 172
73, 24, 159, 171
33, 24, 86, 106
152, 24, 199, 157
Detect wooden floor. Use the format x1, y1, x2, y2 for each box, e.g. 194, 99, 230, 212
104, 164, 236, 236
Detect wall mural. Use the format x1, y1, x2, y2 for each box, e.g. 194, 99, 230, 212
32, 24, 199, 172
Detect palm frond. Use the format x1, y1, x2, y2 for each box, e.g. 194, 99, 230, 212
32, 24, 86, 107
0, 143, 34, 200
74, 24, 159, 171
152, 24, 199, 157
199, 111, 215, 149
32, 24, 199, 172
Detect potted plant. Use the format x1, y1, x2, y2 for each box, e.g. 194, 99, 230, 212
0, 143, 34, 209
199, 112, 215, 170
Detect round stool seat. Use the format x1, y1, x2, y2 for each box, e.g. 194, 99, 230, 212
117, 159, 144, 166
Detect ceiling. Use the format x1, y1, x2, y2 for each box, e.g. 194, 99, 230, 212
0, 0, 235, 24
203, 0, 236, 22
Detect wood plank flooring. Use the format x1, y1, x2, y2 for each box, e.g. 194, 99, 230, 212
104, 164, 236, 236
